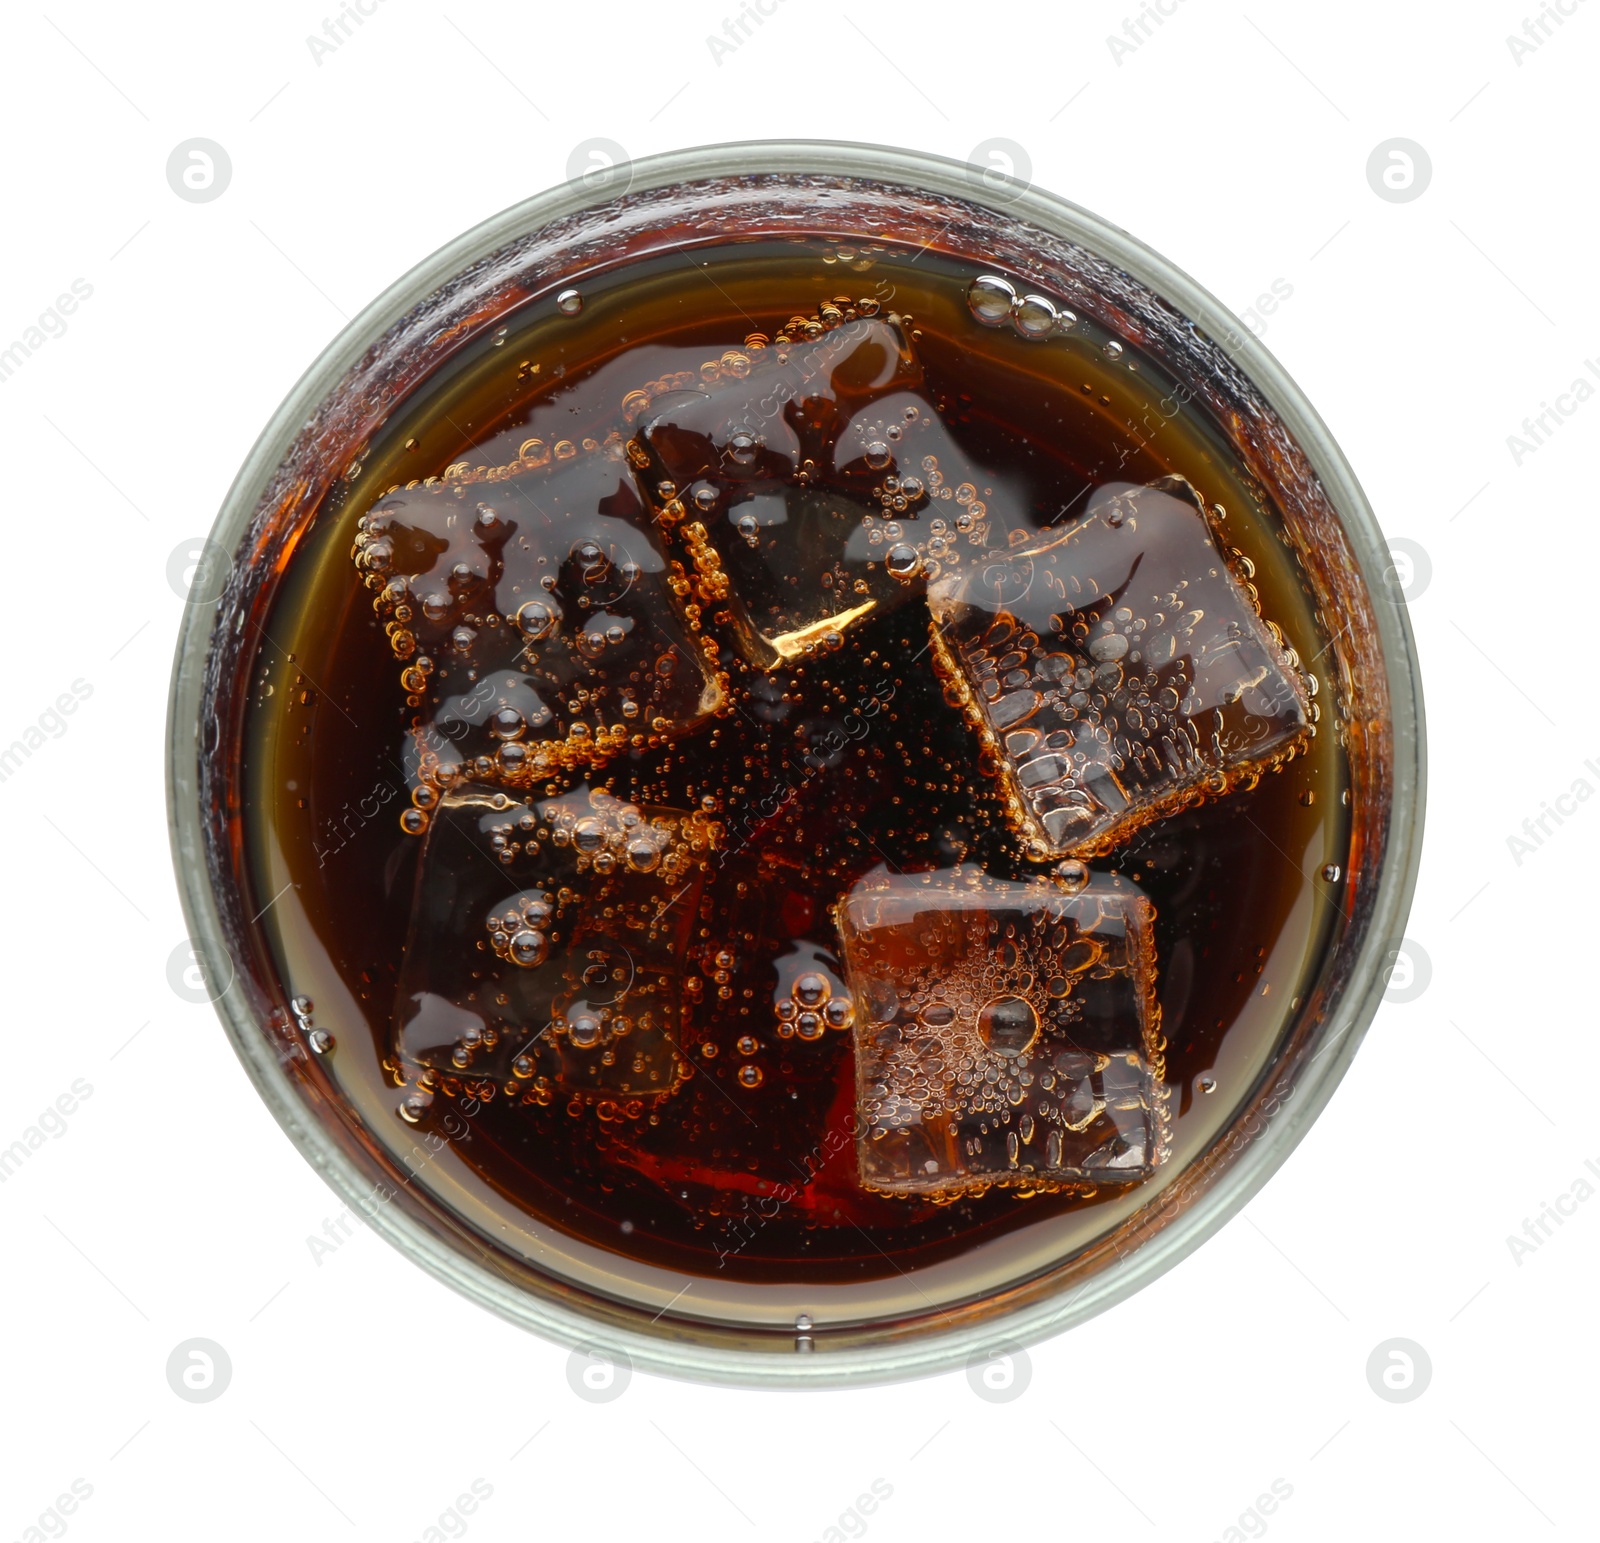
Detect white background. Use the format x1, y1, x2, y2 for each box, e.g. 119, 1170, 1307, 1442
0, 1, 1592, 1538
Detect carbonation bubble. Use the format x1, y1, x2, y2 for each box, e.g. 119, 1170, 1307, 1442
794, 973, 830, 1007
977, 996, 1039, 1056
573, 540, 609, 579
515, 600, 559, 641
490, 708, 525, 740
567, 1013, 602, 1048
886, 544, 922, 580
967, 274, 1017, 325
1012, 294, 1057, 337
556, 288, 584, 315
509, 930, 547, 967
626, 835, 662, 872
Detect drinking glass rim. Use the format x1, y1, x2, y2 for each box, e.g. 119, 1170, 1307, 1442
166, 137, 1425, 1388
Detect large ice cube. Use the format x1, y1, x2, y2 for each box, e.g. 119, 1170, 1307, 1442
624, 305, 998, 667
839, 865, 1169, 1198
350, 441, 725, 788
393, 782, 718, 1104
928, 477, 1312, 858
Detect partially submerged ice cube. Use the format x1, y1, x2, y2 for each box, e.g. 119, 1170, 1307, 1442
839, 865, 1169, 1198
350, 438, 725, 791
625, 303, 995, 667
928, 476, 1313, 858
393, 782, 719, 1105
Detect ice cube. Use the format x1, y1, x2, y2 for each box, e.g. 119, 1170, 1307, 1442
351, 440, 725, 789
838, 864, 1169, 1198
392, 782, 719, 1103
927, 476, 1312, 858
624, 305, 997, 667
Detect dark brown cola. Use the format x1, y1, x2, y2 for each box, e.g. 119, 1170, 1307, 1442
240, 236, 1348, 1316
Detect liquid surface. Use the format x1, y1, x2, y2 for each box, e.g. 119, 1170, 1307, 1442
241, 237, 1349, 1327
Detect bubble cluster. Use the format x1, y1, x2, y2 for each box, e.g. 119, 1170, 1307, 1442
965, 274, 1079, 341
290, 994, 333, 1056
774, 967, 855, 1043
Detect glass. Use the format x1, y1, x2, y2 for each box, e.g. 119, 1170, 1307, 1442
166, 140, 1424, 1386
